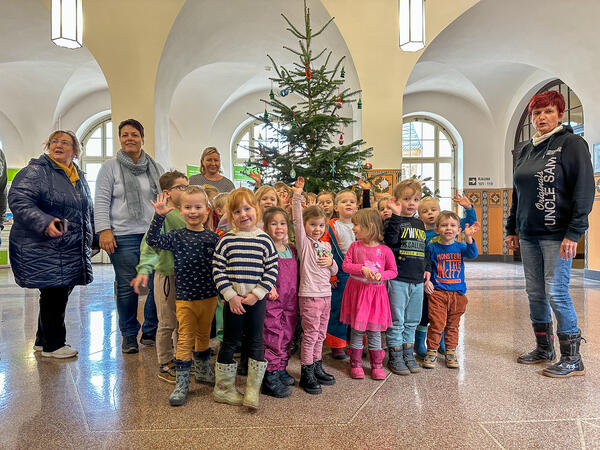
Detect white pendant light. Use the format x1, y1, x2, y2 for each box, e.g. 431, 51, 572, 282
399, 0, 425, 52
51, 0, 83, 49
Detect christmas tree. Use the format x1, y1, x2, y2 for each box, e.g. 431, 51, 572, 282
246, 0, 372, 193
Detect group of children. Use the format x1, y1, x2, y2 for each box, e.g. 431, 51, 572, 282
136, 169, 480, 409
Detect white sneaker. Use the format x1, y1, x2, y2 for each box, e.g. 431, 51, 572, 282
41, 345, 78, 359
33, 345, 43, 352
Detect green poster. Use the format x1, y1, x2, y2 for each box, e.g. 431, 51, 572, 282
233, 165, 254, 181
186, 165, 200, 178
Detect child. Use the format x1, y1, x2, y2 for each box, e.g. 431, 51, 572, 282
292, 177, 338, 395
255, 185, 281, 213
212, 188, 278, 410
133, 170, 188, 384
202, 184, 220, 230
146, 186, 219, 406
321, 189, 358, 359
414, 193, 477, 358
317, 191, 335, 220
261, 206, 299, 398
423, 211, 480, 369
340, 208, 397, 380
377, 196, 392, 221
383, 179, 427, 376
307, 192, 317, 206
213, 192, 230, 238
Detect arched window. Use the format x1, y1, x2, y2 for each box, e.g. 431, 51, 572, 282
401, 117, 456, 210
231, 118, 288, 187
79, 116, 113, 199
513, 79, 583, 161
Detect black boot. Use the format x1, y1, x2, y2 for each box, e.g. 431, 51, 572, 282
517, 322, 556, 364
387, 347, 409, 375
261, 370, 291, 398
299, 363, 322, 395
313, 360, 335, 385
278, 369, 295, 386
542, 330, 586, 378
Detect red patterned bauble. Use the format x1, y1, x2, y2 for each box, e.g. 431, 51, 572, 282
363, 162, 372, 170
262, 159, 269, 166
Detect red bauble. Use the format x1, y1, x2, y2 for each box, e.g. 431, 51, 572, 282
363, 162, 373, 170
339, 133, 344, 145
262, 159, 269, 166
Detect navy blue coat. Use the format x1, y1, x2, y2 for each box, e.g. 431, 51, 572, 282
9, 154, 94, 289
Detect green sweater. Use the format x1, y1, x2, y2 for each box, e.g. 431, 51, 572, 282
136, 209, 186, 276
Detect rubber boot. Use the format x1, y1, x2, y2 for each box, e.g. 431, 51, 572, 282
278, 368, 295, 386
243, 358, 267, 410
314, 360, 335, 385
438, 331, 446, 355
402, 343, 421, 373
414, 326, 427, 359
348, 348, 365, 379
387, 347, 410, 375
368, 349, 386, 380
193, 349, 215, 384
542, 330, 586, 378
517, 322, 556, 364
214, 361, 244, 405
262, 370, 291, 398
299, 363, 322, 395
169, 359, 192, 406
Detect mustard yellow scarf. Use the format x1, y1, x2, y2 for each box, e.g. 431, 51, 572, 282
49, 155, 79, 187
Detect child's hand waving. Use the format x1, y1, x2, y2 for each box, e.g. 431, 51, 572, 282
463, 221, 481, 240
150, 193, 175, 216
452, 192, 472, 209
357, 178, 371, 191
293, 177, 305, 195
386, 197, 403, 216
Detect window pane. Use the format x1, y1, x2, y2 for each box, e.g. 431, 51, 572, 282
106, 138, 113, 156
105, 121, 112, 137
422, 140, 434, 157
439, 180, 452, 198
424, 180, 435, 196
236, 144, 249, 160
87, 181, 96, 201
569, 107, 583, 127
439, 163, 452, 180
439, 197, 452, 211
439, 137, 452, 157
560, 83, 569, 101
422, 163, 434, 180
85, 137, 102, 157
422, 123, 434, 140
85, 163, 102, 181
91, 128, 101, 139
401, 163, 420, 179
570, 91, 582, 109
402, 122, 420, 157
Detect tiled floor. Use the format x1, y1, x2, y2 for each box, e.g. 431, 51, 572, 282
1, 262, 600, 449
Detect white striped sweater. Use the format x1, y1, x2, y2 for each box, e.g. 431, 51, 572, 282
212, 228, 278, 301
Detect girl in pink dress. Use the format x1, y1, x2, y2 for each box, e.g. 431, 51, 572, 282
341, 208, 397, 380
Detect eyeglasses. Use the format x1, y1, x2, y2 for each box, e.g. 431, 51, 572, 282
50, 139, 73, 147
170, 184, 190, 191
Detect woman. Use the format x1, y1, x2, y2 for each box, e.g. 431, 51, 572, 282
505, 90, 594, 378
9, 131, 93, 359
189, 147, 235, 193
95, 119, 162, 353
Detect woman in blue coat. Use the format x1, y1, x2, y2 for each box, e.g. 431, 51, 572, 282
9, 130, 94, 359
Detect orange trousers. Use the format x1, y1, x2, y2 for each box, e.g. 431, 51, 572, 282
426, 290, 468, 351
174, 297, 217, 361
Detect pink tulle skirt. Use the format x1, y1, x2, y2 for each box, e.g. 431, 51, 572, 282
340, 277, 392, 331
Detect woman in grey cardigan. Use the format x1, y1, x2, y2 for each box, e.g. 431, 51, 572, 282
188, 146, 235, 193
94, 119, 163, 353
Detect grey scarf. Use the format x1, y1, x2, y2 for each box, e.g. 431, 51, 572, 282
117, 149, 161, 220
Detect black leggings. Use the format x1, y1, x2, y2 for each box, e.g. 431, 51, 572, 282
419, 292, 429, 327
217, 299, 266, 364
35, 286, 74, 352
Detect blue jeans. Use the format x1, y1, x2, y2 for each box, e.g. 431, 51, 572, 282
109, 234, 158, 338
386, 280, 423, 347
519, 238, 578, 334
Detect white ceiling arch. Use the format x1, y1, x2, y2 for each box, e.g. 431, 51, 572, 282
154, 0, 362, 170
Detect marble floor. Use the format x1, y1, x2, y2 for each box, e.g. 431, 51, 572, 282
2, 262, 600, 449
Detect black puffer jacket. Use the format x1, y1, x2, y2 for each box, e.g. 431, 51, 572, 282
9, 154, 94, 288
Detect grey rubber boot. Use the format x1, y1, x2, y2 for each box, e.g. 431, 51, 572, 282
169, 359, 192, 406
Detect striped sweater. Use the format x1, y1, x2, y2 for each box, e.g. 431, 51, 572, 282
212, 228, 278, 301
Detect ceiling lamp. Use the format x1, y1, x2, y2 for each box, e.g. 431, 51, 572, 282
51, 0, 83, 49
399, 0, 425, 52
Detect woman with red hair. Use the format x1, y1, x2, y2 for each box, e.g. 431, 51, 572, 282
505, 90, 594, 377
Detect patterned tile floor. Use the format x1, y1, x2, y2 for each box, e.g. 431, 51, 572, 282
1, 262, 600, 449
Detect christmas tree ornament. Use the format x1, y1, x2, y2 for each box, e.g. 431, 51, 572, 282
262, 159, 269, 166
305, 61, 312, 79
330, 162, 336, 176
263, 109, 269, 120
362, 162, 372, 170
313, 128, 317, 137
336, 96, 342, 109
269, 89, 275, 100
280, 87, 290, 97
290, 167, 296, 178
258, 133, 263, 141
339, 133, 344, 145
340, 67, 345, 78
357, 98, 362, 109
291, 112, 296, 128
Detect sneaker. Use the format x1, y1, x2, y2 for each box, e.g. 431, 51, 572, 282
140, 334, 156, 346
41, 345, 78, 359
33, 345, 43, 352
331, 348, 347, 360
445, 349, 459, 369
422, 349, 438, 369
158, 361, 176, 384
122, 335, 139, 354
